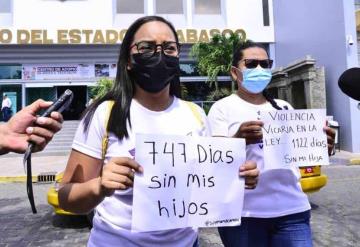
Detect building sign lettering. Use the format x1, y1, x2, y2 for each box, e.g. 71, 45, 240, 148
0, 28, 246, 44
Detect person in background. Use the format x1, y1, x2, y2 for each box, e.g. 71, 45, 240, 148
0, 99, 63, 155
58, 16, 258, 247
1, 94, 12, 122
208, 40, 335, 247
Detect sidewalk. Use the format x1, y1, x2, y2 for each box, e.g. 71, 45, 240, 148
329, 150, 360, 165
0, 150, 360, 183
0, 152, 69, 182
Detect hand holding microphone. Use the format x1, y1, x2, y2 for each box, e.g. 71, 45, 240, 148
23, 89, 73, 214
23, 89, 73, 155
0, 97, 66, 155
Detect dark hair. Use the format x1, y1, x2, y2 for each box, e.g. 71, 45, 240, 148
82, 16, 181, 139
232, 40, 282, 110
232, 40, 269, 67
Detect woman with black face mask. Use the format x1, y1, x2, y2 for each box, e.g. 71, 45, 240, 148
58, 16, 258, 246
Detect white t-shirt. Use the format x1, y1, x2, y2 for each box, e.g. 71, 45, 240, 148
207, 94, 310, 218
1, 97, 11, 109
72, 97, 209, 247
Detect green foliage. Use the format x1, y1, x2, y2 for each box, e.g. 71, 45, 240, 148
190, 33, 243, 86
180, 83, 189, 99
206, 88, 232, 101
91, 78, 114, 99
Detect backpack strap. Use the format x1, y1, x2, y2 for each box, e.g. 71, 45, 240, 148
185, 101, 204, 128
101, 101, 115, 160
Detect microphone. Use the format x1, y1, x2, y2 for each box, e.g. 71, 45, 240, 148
23, 89, 74, 214
338, 67, 360, 101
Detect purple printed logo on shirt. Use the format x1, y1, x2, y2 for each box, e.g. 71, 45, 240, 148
250, 139, 263, 149
129, 148, 135, 157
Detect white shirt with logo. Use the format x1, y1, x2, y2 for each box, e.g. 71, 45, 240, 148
207, 94, 310, 218
72, 97, 209, 247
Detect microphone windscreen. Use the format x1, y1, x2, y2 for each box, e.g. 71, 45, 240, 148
338, 67, 360, 101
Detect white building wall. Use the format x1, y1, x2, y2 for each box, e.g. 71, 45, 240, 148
1, 0, 274, 44
13, 0, 113, 28
225, 0, 274, 42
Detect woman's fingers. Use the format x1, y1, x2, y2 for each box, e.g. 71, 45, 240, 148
100, 157, 143, 196
101, 173, 134, 189
324, 126, 335, 143
242, 131, 263, 144
239, 166, 260, 178
104, 165, 136, 181
239, 160, 259, 190
238, 121, 264, 144
110, 157, 144, 173
244, 177, 258, 189
323, 126, 336, 155
243, 121, 264, 127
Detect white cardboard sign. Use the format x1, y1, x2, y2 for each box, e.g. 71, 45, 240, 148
132, 134, 246, 232
261, 109, 329, 169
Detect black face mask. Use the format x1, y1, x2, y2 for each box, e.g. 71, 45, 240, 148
129, 52, 180, 93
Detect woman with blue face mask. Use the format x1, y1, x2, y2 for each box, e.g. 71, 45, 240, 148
207, 40, 335, 247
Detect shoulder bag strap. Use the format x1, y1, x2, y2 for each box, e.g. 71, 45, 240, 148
101, 101, 115, 160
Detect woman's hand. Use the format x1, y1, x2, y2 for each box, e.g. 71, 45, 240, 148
239, 160, 259, 189
324, 126, 336, 156
234, 121, 264, 145
99, 157, 143, 197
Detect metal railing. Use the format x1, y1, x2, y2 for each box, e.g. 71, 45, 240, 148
192, 101, 216, 114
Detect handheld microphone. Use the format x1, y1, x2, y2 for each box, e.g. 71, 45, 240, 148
24, 89, 74, 162
338, 67, 360, 101
23, 89, 74, 214
39, 89, 74, 118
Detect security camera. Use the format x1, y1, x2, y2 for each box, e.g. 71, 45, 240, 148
347, 35, 354, 45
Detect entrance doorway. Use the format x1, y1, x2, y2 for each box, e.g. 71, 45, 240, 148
56, 86, 87, 120
0, 84, 22, 117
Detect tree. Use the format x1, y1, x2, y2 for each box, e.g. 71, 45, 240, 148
190, 33, 243, 100
90, 77, 114, 99
90, 78, 190, 101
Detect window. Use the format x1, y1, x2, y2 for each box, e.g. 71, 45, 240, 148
262, 0, 270, 26
180, 62, 199, 77
0, 65, 21, 79
0, 0, 11, 13
194, 0, 221, 15
156, 0, 183, 14
116, 0, 144, 14
356, 0, 360, 10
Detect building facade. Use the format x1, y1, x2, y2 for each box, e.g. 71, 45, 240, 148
272, 0, 360, 152
0, 0, 359, 152
0, 0, 274, 119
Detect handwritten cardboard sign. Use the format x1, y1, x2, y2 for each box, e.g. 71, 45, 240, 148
261, 109, 329, 169
132, 134, 246, 232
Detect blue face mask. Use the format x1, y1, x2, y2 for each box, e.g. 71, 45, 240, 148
239, 68, 272, 94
